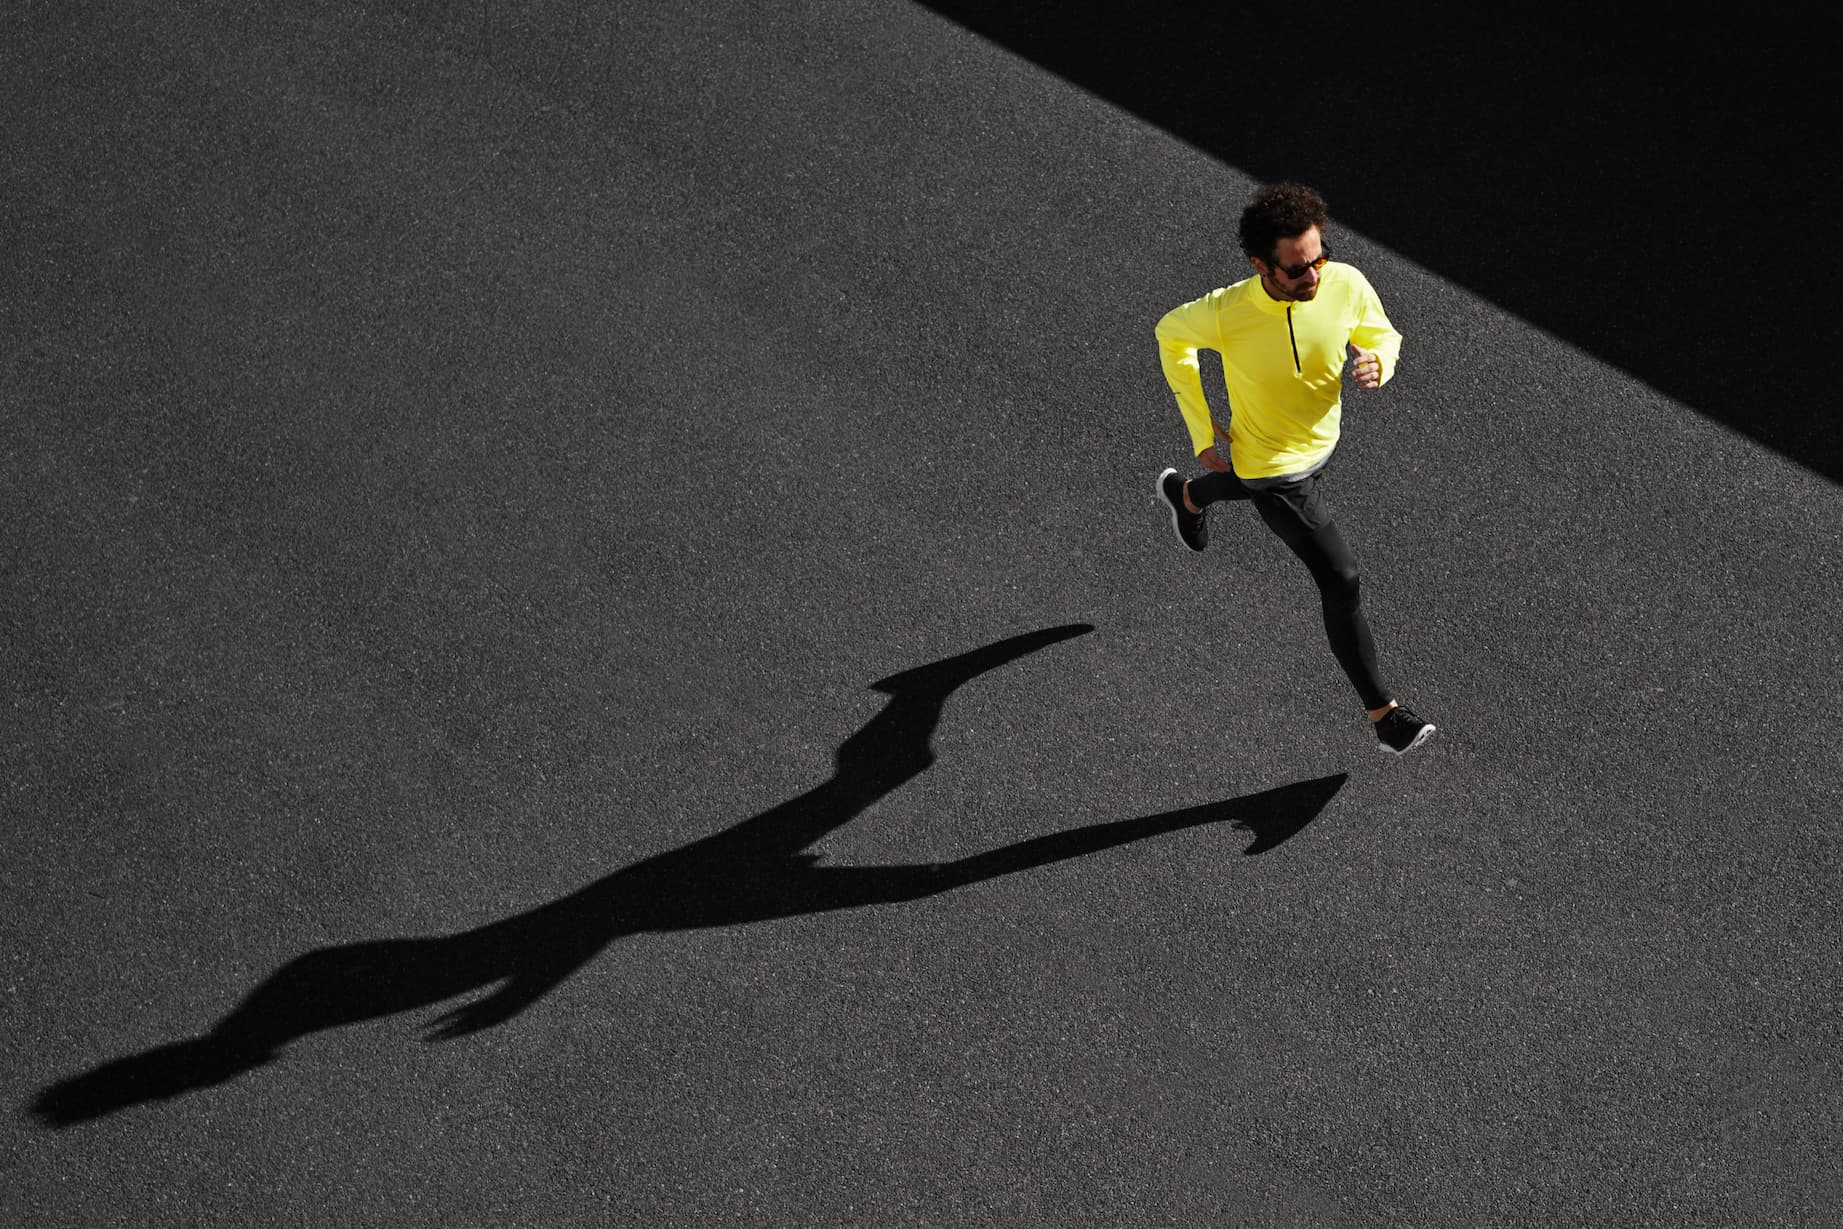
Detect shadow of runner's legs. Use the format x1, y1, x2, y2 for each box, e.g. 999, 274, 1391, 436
28, 627, 1338, 1129
737, 774, 1350, 914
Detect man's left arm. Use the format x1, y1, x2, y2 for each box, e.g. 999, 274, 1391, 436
1346, 270, 1404, 390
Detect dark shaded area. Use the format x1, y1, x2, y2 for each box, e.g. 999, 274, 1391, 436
29, 625, 1345, 1128
1235, 787, 1331, 856
916, 1, 1843, 483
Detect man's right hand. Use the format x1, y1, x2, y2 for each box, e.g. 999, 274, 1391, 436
1198, 446, 1231, 473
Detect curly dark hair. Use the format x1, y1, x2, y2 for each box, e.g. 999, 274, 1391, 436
1237, 183, 1329, 264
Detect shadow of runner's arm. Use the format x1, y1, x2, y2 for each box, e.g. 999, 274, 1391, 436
702, 624, 1095, 862
26, 625, 1100, 1126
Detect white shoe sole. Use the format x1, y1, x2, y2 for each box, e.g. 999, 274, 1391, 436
1377, 723, 1437, 756
1154, 467, 1197, 551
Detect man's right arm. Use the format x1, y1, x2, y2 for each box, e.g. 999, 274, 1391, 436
1155, 293, 1223, 458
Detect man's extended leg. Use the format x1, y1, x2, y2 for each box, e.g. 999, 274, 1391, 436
1251, 502, 1437, 754
1264, 516, 1391, 711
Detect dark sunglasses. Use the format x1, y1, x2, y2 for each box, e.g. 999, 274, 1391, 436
1269, 245, 1332, 278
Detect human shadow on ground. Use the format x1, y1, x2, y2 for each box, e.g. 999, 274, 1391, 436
30, 624, 1345, 1128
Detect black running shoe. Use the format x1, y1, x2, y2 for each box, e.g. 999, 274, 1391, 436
1375, 705, 1436, 756
1156, 468, 1208, 552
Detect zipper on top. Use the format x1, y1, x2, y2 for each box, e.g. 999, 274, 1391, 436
1286, 305, 1301, 375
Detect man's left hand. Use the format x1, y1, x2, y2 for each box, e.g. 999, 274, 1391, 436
1348, 344, 1383, 390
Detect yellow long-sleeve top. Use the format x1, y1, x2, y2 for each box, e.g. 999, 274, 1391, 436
1156, 263, 1403, 480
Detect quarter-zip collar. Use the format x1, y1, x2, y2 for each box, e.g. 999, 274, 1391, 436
1251, 271, 1321, 315
1253, 267, 1331, 374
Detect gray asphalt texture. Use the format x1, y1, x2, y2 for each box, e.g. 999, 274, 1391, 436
4, 3, 1840, 1227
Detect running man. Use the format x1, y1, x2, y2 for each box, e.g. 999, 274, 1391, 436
1153, 182, 1435, 755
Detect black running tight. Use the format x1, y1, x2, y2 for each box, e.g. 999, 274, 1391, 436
1187, 470, 1391, 711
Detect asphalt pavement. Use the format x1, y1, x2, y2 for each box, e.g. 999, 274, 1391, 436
5, 3, 1839, 1226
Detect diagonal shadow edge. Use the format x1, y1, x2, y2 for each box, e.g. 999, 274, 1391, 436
907, 0, 1843, 485
23, 620, 1338, 1130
